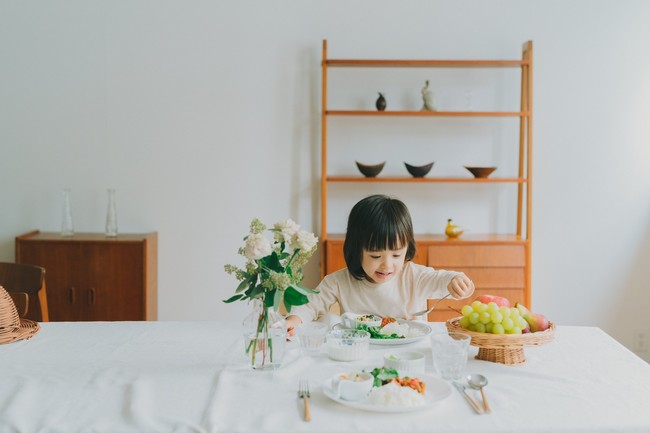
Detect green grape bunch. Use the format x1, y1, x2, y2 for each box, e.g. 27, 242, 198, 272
459, 300, 528, 335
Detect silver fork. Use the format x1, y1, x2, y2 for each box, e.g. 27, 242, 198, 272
298, 379, 311, 422
410, 293, 452, 317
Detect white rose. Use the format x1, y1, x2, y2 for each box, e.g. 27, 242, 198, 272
274, 219, 300, 243
244, 233, 273, 260
292, 230, 318, 252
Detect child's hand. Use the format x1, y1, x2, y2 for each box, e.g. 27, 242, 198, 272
447, 273, 475, 300
285, 315, 303, 337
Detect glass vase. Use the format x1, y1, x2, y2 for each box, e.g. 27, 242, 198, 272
61, 188, 74, 237
242, 300, 287, 370
105, 188, 118, 237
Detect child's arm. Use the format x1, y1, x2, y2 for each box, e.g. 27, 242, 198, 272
447, 273, 475, 300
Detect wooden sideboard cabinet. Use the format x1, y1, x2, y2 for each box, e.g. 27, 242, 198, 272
15, 231, 157, 321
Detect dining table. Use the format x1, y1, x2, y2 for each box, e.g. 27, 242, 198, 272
1, 319, 649, 433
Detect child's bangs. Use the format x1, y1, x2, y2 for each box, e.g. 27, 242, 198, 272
364, 219, 409, 252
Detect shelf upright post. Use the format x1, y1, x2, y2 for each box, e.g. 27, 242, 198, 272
321, 39, 329, 278
518, 40, 533, 308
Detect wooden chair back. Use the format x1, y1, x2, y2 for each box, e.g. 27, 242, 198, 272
9, 292, 29, 317
0, 262, 49, 322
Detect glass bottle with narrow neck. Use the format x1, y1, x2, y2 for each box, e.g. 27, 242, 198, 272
105, 189, 118, 237
61, 188, 74, 237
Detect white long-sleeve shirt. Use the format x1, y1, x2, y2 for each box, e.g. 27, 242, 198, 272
290, 261, 461, 324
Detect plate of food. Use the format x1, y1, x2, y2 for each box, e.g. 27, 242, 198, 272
323, 367, 452, 413
357, 317, 432, 346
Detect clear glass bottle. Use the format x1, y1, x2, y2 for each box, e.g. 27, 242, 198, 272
61, 188, 74, 237
105, 189, 118, 237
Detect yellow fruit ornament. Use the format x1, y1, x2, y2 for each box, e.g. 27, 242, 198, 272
445, 218, 464, 238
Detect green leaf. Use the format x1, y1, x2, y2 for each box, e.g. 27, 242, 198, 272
249, 284, 265, 299
236, 278, 251, 293
290, 284, 319, 296
223, 294, 244, 303
260, 252, 283, 272
264, 289, 276, 309
272, 288, 282, 311
284, 287, 309, 307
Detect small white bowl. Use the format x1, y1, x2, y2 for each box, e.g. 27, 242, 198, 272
340, 312, 382, 329
383, 351, 426, 377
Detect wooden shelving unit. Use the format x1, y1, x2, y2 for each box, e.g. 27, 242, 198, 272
320, 40, 533, 317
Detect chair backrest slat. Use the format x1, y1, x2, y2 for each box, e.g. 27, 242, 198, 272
0, 262, 47, 322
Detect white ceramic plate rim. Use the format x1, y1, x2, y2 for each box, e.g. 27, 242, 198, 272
322, 373, 452, 413
368, 320, 433, 346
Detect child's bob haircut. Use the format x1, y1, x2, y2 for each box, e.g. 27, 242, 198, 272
343, 194, 417, 280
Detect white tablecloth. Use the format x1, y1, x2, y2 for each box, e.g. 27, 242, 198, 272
1, 321, 649, 433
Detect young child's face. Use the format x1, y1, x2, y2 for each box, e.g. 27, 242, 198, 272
361, 246, 408, 284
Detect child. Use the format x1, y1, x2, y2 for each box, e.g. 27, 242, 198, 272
286, 194, 474, 330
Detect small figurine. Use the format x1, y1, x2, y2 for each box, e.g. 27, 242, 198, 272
445, 218, 464, 238
376, 92, 387, 111
421, 80, 435, 111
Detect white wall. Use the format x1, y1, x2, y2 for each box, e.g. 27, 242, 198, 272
1, 1, 649, 359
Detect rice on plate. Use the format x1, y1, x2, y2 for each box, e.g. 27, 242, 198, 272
367, 382, 426, 407
379, 321, 424, 338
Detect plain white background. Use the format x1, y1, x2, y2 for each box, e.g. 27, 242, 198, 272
1, 1, 649, 360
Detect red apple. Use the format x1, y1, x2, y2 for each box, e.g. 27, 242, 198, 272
475, 294, 511, 307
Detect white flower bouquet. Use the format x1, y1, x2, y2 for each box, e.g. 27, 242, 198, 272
224, 218, 318, 368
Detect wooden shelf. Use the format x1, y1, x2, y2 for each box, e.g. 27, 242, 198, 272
326, 110, 528, 117
325, 59, 528, 68
327, 176, 526, 183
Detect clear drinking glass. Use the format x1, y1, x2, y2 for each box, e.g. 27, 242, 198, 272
430, 332, 471, 380
295, 322, 328, 356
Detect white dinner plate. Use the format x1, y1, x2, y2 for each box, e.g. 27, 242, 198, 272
322, 374, 452, 413
368, 320, 432, 345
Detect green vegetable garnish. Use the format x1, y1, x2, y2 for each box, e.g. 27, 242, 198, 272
356, 324, 404, 340
368, 367, 399, 387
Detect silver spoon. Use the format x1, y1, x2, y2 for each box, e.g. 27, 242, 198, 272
467, 373, 491, 413
410, 293, 452, 317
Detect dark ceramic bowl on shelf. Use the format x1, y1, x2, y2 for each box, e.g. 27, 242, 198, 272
464, 166, 497, 178
355, 161, 385, 178
404, 162, 434, 178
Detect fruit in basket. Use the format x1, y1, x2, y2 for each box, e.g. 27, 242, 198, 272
522, 312, 550, 333
515, 302, 550, 332
475, 294, 511, 307
515, 302, 530, 315
458, 296, 552, 335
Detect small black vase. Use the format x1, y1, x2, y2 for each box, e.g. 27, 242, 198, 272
376, 92, 387, 111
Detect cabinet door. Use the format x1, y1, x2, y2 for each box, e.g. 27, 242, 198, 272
17, 241, 87, 321
83, 242, 144, 321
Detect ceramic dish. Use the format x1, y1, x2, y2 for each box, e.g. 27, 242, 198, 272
368, 320, 433, 346
383, 351, 426, 376
323, 374, 452, 413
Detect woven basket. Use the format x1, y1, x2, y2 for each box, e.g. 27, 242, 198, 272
0, 286, 40, 344
446, 316, 555, 366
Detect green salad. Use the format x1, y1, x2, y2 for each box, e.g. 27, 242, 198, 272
356, 323, 403, 340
